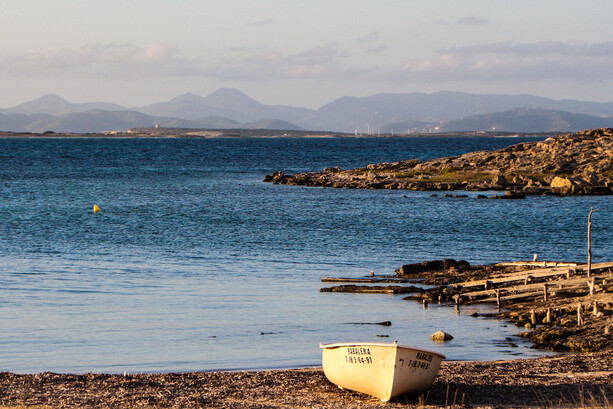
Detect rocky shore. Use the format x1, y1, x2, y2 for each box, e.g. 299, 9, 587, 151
323, 259, 613, 353
0, 352, 611, 408
264, 128, 613, 196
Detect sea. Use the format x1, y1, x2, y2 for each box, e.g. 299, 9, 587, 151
1, 136, 611, 374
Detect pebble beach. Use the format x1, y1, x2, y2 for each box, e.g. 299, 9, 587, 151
1, 352, 611, 408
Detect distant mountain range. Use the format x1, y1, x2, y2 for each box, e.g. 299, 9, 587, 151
381, 108, 613, 134
1, 88, 613, 133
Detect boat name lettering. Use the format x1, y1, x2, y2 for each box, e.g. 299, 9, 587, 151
347, 347, 371, 355
345, 355, 373, 364
415, 352, 433, 362
404, 359, 430, 370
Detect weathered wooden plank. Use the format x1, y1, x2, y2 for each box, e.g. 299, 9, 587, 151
496, 261, 578, 268
460, 276, 613, 308
472, 287, 591, 303
460, 273, 613, 299
321, 277, 414, 283
319, 284, 424, 294
470, 290, 545, 303
457, 269, 568, 289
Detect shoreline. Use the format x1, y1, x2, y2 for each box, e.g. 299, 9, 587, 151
1, 352, 610, 408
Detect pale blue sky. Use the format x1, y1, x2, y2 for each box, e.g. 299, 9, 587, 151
1, 0, 613, 108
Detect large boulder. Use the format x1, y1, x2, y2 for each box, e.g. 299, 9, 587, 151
550, 176, 576, 195
431, 331, 454, 341
550, 176, 574, 189
491, 174, 508, 186
396, 259, 470, 277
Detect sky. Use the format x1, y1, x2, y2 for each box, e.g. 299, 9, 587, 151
1, 0, 613, 109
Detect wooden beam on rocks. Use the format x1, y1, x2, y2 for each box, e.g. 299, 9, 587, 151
457, 273, 613, 302
457, 262, 613, 291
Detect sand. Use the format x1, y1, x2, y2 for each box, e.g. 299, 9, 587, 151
1, 352, 611, 408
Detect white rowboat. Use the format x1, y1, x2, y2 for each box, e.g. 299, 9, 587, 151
320, 341, 445, 401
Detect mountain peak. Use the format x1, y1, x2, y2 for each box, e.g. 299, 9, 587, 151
169, 93, 206, 103
202, 88, 263, 109
207, 88, 252, 98
5, 94, 73, 115
3, 94, 126, 117
35, 93, 71, 103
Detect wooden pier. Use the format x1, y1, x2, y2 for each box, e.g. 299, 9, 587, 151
319, 260, 613, 351
451, 262, 613, 309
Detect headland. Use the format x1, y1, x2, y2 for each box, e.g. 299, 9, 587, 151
265, 128, 613, 196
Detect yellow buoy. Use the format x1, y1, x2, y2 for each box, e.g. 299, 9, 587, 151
93, 204, 100, 213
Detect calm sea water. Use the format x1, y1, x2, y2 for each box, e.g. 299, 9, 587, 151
1, 136, 611, 374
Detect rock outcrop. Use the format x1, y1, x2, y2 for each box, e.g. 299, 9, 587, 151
396, 259, 471, 277
264, 128, 613, 196
431, 330, 454, 341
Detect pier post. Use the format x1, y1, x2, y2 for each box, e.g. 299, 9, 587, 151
587, 207, 599, 277
530, 309, 537, 326
543, 284, 549, 302
577, 303, 584, 326
587, 278, 596, 295
495, 289, 501, 308
545, 307, 552, 324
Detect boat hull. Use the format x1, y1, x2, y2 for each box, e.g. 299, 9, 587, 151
320, 342, 445, 401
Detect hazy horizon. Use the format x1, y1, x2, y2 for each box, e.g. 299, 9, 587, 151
2, 1, 613, 108
6, 88, 613, 112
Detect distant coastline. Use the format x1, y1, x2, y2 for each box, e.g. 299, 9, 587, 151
0, 128, 557, 139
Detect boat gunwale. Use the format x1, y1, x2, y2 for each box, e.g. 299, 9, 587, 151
319, 342, 446, 360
